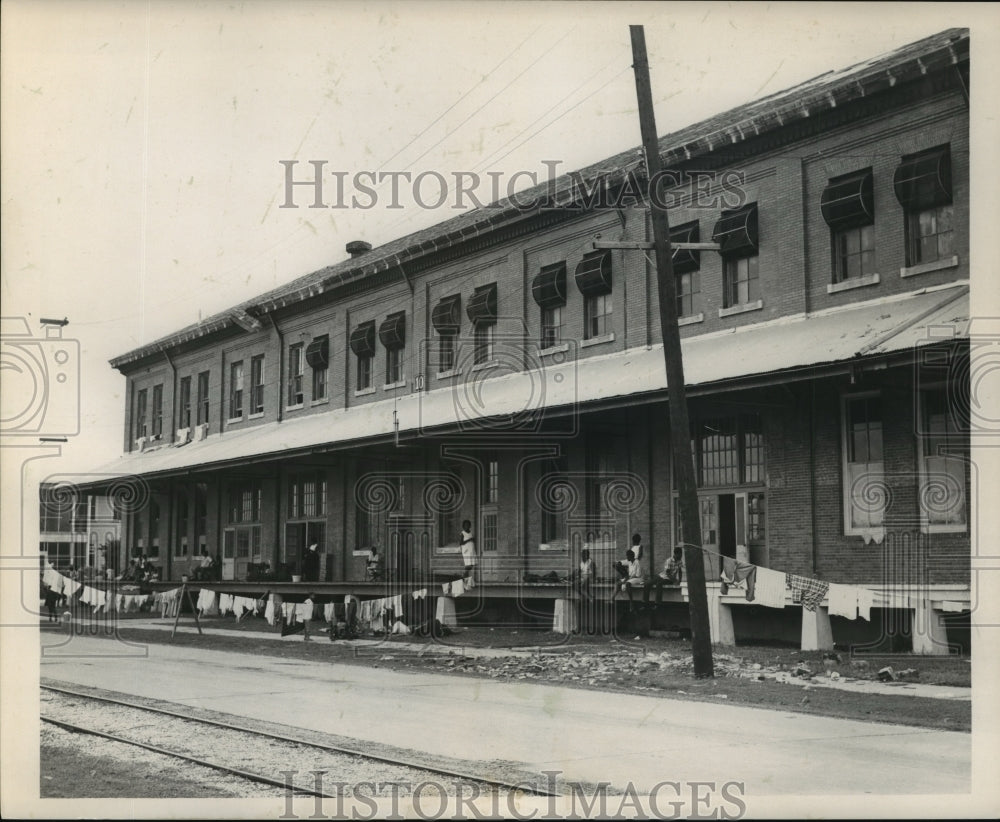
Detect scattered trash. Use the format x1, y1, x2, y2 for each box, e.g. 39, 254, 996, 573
830, 672, 841, 681
877, 666, 895, 682
822, 651, 842, 663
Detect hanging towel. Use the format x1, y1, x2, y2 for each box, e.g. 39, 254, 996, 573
412, 588, 427, 600
452, 578, 466, 597
720, 558, 757, 601
463, 575, 476, 591
786, 574, 829, 612
218, 593, 234, 615
941, 600, 966, 612
856, 587, 875, 621
324, 602, 336, 622
265, 599, 276, 626
827, 583, 858, 619
750, 567, 786, 609
442, 583, 450, 595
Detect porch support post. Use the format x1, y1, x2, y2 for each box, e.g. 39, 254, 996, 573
800, 605, 834, 651
435, 596, 457, 627
552, 598, 578, 634
911, 599, 950, 655
708, 592, 736, 645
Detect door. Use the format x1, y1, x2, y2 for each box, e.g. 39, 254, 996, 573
222, 529, 235, 580
718, 494, 736, 573
734, 492, 750, 564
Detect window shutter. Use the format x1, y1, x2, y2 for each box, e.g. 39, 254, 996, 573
821, 169, 874, 228
893, 146, 951, 210
349, 322, 376, 358
305, 335, 329, 369
378, 313, 406, 350
670, 222, 700, 274
466, 283, 498, 325
531, 262, 568, 308
431, 295, 462, 335
574, 250, 612, 297
712, 203, 758, 257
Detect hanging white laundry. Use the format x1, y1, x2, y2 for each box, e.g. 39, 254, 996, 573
750, 567, 786, 609
452, 579, 465, 597
265, 599, 276, 626
827, 583, 858, 620
324, 602, 335, 622
442, 583, 450, 595
412, 588, 427, 600
941, 600, 966, 612
218, 593, 233, 615
463, 575, 475, 591
856, 587, 875, 621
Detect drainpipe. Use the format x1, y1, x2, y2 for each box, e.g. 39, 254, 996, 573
219, 349, 226, 435
163, 351, 177, 441
809, 380, 819, 575
270, 315, 285, 423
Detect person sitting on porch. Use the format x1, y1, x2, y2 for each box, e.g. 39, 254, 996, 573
613, 549, 647, 610
119, 558, 139, 582
366, 546, 383, 581
193, 549, 214, 581
614, 534, 644, 580
645, 545, 684, 606
460, 520, 476, 579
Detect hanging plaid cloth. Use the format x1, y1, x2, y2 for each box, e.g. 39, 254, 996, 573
786, 573, 829, 612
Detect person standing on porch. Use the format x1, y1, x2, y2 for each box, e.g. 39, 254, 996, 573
302, 543, 321, 582
460, 520, 477, 578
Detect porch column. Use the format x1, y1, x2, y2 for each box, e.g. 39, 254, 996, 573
708, 591, 735, 645
435, 596, 457, 627
552, 598, 578, 634
911, 599, 950, 655
800, 605, 834, 651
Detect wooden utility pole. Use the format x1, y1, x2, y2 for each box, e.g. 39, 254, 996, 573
629, 25, 714, 677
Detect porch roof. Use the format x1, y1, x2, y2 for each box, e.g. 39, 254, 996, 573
84, 283, 967, 483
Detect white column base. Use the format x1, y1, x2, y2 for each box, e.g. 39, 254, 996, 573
800, 605, 834, 651
435, 596, 457, 627
708, 594, 736, 645
911, 599, 950, 655
552, 598, 578, 634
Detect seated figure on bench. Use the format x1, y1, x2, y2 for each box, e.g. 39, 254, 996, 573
613, 549, 647, 611
366, 545, 383, 582
645, 545, 684, 606
572, 549, 596, 601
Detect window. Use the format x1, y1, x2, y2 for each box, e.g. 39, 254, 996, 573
288, 472, 328, 519
748, 492, 766, 541
692, 413, 764, 487
357, 354, 372, 391
723, 256, 759, 309
541, 305, 563, 348
148, 499, 160, 558
908, 205, 954, 266
178, 376, 192, 429
228, 481, 262, 524
435, 473, 462, 548
151, 385, 163, 438
676, 271, 700, 317
195, 483, 208, 553
585, 292, 613, 339
467, 284, 497, 365
532, 263, 567, 347
893, 145, 954, 267
287, 343, 304, 406
432, 295, 461, 373
350, 322, 376, 391
175, 494, 189, 556
540, 458, 568, 545
833, 224, 876, 283
379, 313, 406, 385
306, 335, 329, 401
474, 321, 495, 365
484, 458, 499, 504
197, 371, 210, 426
842, 394, 885, 533
481, 511, 498, 553
822, 168, 876, 284
229, 361, 244, 419
250, 355, 265, 414
386, 347, 403, 384
135, 388, 148, 440
919, 389, 966, 530
355, 474, 404, 550
575, 251, 614, 340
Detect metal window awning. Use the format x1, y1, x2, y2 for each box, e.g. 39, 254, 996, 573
531, 262, 567, 309
574, 250, 612, 297
466, 283, 498, 325
821, 169, 874, 228
893, 146, 952, 210
670, 222, 701, 274
712, 203, 758, 257
431, 295, 462, 335
378, 312, 407, 350
305, 335, 329, 369
349, 322, 376, 358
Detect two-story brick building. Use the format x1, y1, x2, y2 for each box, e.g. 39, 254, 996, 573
81, 29, 971, 650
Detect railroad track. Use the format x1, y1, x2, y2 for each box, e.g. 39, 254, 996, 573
41, 682, 559, 799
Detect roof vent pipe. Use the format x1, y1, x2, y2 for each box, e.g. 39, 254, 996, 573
346, 240, 372, 258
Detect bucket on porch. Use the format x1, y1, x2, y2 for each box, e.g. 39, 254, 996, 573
291, 574, 302, 583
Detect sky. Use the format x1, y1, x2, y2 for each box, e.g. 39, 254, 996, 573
2, 1, 998, 481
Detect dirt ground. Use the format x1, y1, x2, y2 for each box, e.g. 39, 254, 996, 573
65, 615, 972, 732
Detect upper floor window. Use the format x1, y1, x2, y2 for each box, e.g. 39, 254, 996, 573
467, 283, 498, 364
229, 361, 244, 420
306, 335, 329, 402
484, 457, 499, 504
432, 295, 461, 374
288, 471, 328, 519
287, 343, 304, 406
893, 145, 954, 267
532, 262, 567, 348
713, 203, 760, 309
575, 251, 612, 339
379, 312, 406, 385
135, 388, 148, 440
196, 371, 210, 426
250, 355, 265, 414
671, 221, 701, 317
151, 384, 163, 438
228, 480, 262, 524
350, 321, 376, 391
822, 169, 876, 283
178, 376, 192, 429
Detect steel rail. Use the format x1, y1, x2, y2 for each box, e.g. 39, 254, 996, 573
41, 682, 559, 797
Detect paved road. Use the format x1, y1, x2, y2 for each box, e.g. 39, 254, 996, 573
40, 634, 969, 799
